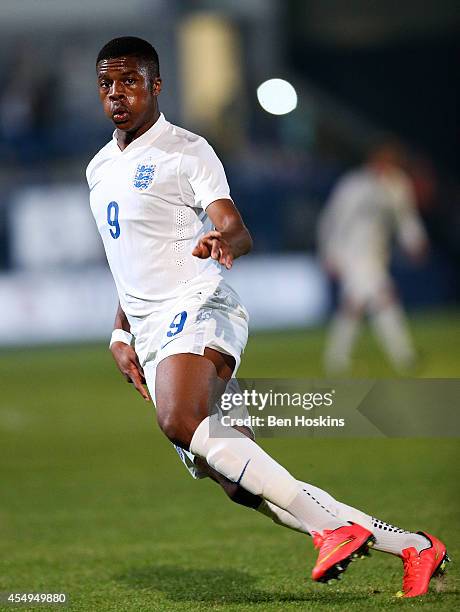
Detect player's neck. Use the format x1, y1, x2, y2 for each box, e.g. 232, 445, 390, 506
116, 109, 161, 151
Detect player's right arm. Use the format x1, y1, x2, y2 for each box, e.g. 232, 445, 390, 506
110, 302, 151, 401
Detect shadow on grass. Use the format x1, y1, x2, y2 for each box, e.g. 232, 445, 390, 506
116, 564, 372, 605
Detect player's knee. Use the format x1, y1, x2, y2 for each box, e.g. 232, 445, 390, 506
157, 411, 185, 446
156, 408, 200, 448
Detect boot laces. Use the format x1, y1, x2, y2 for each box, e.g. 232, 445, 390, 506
402, 549, 424, 591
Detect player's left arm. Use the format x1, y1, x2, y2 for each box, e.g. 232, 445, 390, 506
192, 199, 252, 269
391, 173, 429, 263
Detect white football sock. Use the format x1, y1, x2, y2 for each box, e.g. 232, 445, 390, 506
299, 481, 429, 555
256, 500, 308, 534
370, 304, 416, 370
336, 503, 430, 555
257, 480, 429, 555
255, 482, 341, 536
191, 418, 428, 554
190, 416, 346, 534
324, 312, 360, 374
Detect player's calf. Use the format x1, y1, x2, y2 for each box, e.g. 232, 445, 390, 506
194, 457, 262, 508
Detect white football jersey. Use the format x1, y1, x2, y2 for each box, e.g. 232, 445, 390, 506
318, 167, 426, 268
86, 113, 232, 317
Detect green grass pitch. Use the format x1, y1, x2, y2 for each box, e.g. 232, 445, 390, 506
0, 310, 459, 611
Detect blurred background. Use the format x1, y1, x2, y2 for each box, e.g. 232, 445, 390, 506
0, 0, 458, 351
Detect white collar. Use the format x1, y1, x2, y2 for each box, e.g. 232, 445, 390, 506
112, 112, 168, 153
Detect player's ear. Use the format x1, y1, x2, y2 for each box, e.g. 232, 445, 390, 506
152, 76, 162, 96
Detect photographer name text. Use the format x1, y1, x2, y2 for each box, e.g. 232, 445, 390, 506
221, 415, 345, 428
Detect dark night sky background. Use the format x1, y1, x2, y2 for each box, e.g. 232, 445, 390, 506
288, 17, 458, 175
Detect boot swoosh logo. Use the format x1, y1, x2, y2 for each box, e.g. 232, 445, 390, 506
318, 538, 354, 566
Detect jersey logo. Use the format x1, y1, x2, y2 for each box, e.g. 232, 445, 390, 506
133, 162, 156, 190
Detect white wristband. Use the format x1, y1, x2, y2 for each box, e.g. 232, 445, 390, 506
109, 328, 133, 349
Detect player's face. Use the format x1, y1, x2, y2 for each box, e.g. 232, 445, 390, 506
96, 56, 162, 133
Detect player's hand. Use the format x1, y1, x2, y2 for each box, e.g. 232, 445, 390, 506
110, 342, 151, 401
192, 230, 233, 269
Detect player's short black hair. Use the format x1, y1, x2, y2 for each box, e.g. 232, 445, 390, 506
96, 36, 160, 79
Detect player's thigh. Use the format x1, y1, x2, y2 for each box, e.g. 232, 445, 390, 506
155, 351, 224, 447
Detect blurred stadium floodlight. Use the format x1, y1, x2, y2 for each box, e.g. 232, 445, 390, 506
257, 78, 297, 115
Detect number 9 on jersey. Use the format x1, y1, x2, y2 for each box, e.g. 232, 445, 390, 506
107, 201, 120, 239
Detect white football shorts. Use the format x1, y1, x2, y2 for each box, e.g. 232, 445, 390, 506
137, 276, 250, 479
340, 258, 393, 306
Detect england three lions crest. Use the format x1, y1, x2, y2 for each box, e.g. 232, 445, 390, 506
133, 162, 156, 190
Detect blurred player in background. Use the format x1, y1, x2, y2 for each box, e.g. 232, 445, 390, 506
318, 142, 429, 374
86, 38, 447, 599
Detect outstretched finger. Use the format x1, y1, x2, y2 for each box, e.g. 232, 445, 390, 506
221, 251, 233, 269
135, 356, 147, 384
203, 230, 222, 240
129, 368, 151, 401
210, 239, 220, 260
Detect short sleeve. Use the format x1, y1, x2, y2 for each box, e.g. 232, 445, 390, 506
181, 138, 232, 210
85, 162, 94, 190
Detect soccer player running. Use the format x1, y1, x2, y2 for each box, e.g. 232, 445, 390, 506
87, 37, 448, 598
318, 143, 428, 375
